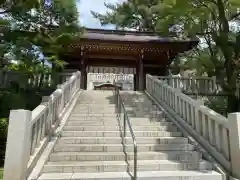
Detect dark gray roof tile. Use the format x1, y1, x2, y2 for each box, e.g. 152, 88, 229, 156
80, 28, 199, 44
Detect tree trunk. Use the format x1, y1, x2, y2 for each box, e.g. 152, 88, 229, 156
227, 94, 240, 113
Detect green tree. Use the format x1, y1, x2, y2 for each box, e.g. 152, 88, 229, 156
92, 0, 160, 31
93, 0, 240, 113
157, 0, 240, 112
1, 0, 82, 71
0, 0, 82, 165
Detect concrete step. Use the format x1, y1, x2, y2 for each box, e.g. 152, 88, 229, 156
68, 116, 168, 122
63, 125, 178, 131
57, 137, 188, 145
125, 110, 164, 116
70, 112, 164, 117
124, 107, 162, 110
126, 112, 164, 117
77, 102, 115, 105
72, 106, 116, 112
38, 171, 222, 180
65, 121, 172, 126
73, 104, 116, 108
70, 113, 118, 117
53, 144, 195, 152
73, 106, 116, 110
72, 108, 116, 111
37, 91, 223, 180
74, 104, 116, 107
42, 160, 212, 173
72, 111, 117, 114
61, 131, 183, 137
67, 117, 118, 122
49, 151, 202, 162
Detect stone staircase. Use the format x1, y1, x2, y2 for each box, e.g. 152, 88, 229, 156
37, 90, 223, 180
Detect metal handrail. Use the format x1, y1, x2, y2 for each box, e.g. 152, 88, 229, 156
113, 83, 137, 180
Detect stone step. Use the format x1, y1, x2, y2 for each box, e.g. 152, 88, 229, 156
76, 103, 116, 106
61, 131, 183, 137
72, 110, 115, 113
67, 118, 169, 123
77, 102, 115, 105
42, 160, 212, 173
72, 107, 117, 112
126, 111, 164, 115
74, 104, 116, 107
67, 117, 118, 121
129, 115, 166, 120
75, 104, 116, 107
68, 115, 167, 121
65, 121, 172, 126
38, 171, 222, 180
70, 113, 118, 117
63, 125, 178, 131
53, 144, 195, 152
124, 105, 161, 108
73, 107, 116, 110
125, 110, 164, 116
57, 137, 188, 145
49, 151, 202, 162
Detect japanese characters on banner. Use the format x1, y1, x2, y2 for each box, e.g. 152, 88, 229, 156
87, 66, 134, 90
88, 73, 133, 82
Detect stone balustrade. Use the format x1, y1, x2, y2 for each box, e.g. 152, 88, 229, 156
156, 75, 219, 95
3, 71, 81, 180
3, 72, 240, 180
0, 70, 73, 88
146, 74, 240, 179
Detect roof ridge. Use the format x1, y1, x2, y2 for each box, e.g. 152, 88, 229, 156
86, 28, 161, 37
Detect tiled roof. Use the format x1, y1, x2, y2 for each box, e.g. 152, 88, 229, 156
80, 28, 199, 44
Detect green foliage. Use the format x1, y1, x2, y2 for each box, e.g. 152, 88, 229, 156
0, 168, 3, 179
0, 119, 7, 138
0, 74, 58, 166
93, 0, 240, 112
0, 118, 7, 166
205, 96, 228, 117
1, 0, 82, 70
91, 0, 160, 31
0, 0, 82, 167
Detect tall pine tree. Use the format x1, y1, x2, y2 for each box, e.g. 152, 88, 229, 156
92, 0, 240, 113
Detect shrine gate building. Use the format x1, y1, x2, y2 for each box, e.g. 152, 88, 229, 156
60, 28, 198, 90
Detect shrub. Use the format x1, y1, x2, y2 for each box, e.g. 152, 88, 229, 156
204, 96, 228, 117
0, 85, 56, 166
0, 118, 8, 166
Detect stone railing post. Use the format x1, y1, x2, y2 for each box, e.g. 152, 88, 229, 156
228, 113, 240, 179
4, 110, 32, 180
57, 84, 64, 111
175, 74, 182, 90
169, 74, 174, 88
194, 99, 204, 134
212, 76, 217, 93
174, 88, 181, 114
191, 76, 197, 94
41, 96, 52, 136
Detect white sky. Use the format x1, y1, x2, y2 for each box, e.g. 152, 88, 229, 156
77, 0, 125, 29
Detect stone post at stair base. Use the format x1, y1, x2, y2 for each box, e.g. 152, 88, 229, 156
228, 113, 240, 179
4, 110, 32, 180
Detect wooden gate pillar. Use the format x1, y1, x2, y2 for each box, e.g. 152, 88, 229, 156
80, 47, 87, 90
134, 74, 137, 91
138, 50, 144, 91
135, 62, 140, 91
